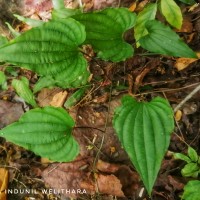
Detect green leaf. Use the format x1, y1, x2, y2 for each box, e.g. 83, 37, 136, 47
0, 106, 79, 162
14, 14, 44, 27
113, 96, 174, 194
52, 8, 82, 19
33, 76, 57, 93
181, 163, 199, 177
139, 20, 197, 58
188, 147, 198, 162
73, 8, 136, 62
0, 71, 7, 90
134, 3, 157, 46
182, 180, 200, 200
0, 18, 89, 88
5, 66, 18, 77
160, 0, 183, 29
52, 0, 65, 9
12, 77, 38, 108
173, 153, 191, 163
0, 35, 8, 47
64, 86, 88, 109
178, 0, 196, 5
5, 22, 20, 38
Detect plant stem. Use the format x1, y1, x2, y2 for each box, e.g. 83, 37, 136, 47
174, 84, 200, 112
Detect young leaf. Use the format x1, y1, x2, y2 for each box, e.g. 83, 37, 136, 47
181, 163, 199, 177
177, 0, 196, 5
173, 153, 191, 163
64, 86, 88, 109
73, 8, 136, 62
0, 18, 89, 88
33, 76, 57, 93
188, 147, 198, 162
139, 20, 197, 58
14, 14, 44, 27
12, 77, 38, 108
182, 180, 200, 200
5, 22, 20, 37
0, 106, 79, 162
0, 71, 7, 90
160, 0, 183, 29
113, 96, 174, 194
52, 8, 82, 19
134, 3, 157, 46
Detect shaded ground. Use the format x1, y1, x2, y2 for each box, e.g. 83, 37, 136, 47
0, 0, 200, 200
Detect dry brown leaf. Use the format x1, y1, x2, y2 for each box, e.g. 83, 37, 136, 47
129, 2, 137, 12
50, 91, 68, 107
42, 158, 94, 198
42, 158, 139, 198
175, 110, 182, 121
97, 174, 125, 197
0, 100, 24, 129
135, 0, 149, 12
174, 53, 200, 71
96, 160, 120, 173
0, 168, 8, 200
37, 88, 62, 107
176, 17, 193, 33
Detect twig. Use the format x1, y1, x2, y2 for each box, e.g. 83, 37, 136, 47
174, 84, 200, 112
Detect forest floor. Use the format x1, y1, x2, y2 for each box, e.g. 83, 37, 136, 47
0, 0, 200, 200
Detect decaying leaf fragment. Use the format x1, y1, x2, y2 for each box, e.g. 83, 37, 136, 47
0, 168, 8, 200
174, 52, 200, 71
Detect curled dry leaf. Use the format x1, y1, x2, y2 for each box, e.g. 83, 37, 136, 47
174, 52, 200, 71
0, 168, 8, 200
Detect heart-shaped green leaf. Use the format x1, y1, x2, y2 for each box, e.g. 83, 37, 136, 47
73, 8, 136, 62
0, 106, 79, 162
160, 0, 183, 29
139, 20, 197, 58
113, 96, 174, 194
0, 18, 89, 88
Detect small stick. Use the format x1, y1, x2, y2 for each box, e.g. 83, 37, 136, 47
174, 84, 200, 112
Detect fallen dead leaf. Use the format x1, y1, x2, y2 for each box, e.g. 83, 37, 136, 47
0, 100, 24, 129
42, 158, 95, 198
174, 52, 200, 71
0, 168, 8, 200
37, 88, 62, 107
135, 0, 149, 12
129, 2, 137, 12
168, 175, 185, 191
176, 16, 193, 33
175, 110, 182, 121
97, 174, 125, 197
50, 91, 68, 107
96, 159, 120, 173
42, 159, 139, 198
